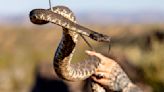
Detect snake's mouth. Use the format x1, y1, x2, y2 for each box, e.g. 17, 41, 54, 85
29, 9, 49, 25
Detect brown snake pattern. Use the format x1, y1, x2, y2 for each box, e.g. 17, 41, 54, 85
30, 7, 111, 43
30, 6, 106, 92
30, 6, 109, 80
29, 6, 142, 92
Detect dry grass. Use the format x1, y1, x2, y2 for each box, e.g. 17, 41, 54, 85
0, 23, 164, 92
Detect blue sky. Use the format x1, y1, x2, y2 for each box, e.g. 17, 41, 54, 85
0, 0, 164, 15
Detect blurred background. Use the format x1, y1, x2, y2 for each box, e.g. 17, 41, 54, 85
0, 0, 164, 92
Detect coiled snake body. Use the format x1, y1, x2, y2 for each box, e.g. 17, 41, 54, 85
30, 6, 142, 92
30, 6, 110, 80
30, 6, 108, 92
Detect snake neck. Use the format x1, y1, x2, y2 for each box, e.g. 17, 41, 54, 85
53, 28, 79, 80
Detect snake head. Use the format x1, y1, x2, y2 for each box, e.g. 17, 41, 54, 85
89, 32, 111, 43
29, 9, 49, 25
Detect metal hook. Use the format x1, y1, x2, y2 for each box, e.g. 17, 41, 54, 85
49, 0, 53, 10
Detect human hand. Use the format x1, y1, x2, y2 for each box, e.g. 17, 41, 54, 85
85, 50, 131, 91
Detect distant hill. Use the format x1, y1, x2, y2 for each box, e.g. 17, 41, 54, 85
0, 14, 28, 25
1, 10, 164, 25
76, 11, 164, 24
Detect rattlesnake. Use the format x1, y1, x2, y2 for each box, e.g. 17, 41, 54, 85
29, 6, 142, 92
30, 6, 108, 92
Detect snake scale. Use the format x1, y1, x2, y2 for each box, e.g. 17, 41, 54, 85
29, 6, 142, 92
30, 6, 107, 92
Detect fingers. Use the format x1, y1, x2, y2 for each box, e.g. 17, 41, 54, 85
91, 76, 109, 86
92, 71, 110, 86
85, 50, 103, 57
94, 71, 110, 79
85, 50, 105, 60
85, 50, 115, 64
